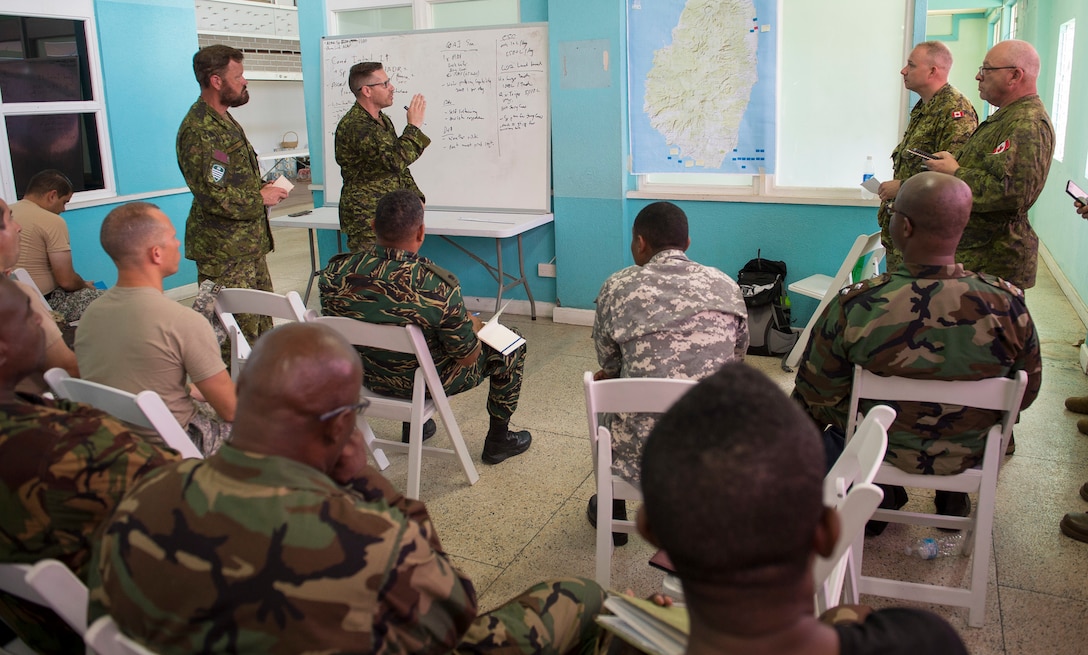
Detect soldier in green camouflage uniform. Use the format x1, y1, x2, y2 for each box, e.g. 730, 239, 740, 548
321, 190, 532, 464
89, 322, 603, 654
0, 277, 179, 655
794, 172, 1041, 478
336, 62, 430, 252
926, 40, 1054, 290
877, 42, 977, 269
177, 45, 290, 356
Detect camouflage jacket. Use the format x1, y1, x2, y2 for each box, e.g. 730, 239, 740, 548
792, 263, 1041, 475
0, 394, 179, 653
89, 445, 478, 655
878, 84, 977, 264
319, 246, 477, 396
335, 104, 430, 251
177, 97, 273, 264
593, 249, 749, 484
953, 94, 1054, 289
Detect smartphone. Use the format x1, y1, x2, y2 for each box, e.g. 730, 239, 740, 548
287, 210, 313, 217
906, 148, 934, 160
1067, 180, 1087, 203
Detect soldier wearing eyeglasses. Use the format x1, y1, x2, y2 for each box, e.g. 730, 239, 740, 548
925, 40, 1054, 291
336, 61, 430, 252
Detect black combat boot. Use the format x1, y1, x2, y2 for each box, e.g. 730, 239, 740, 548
481, 417, 532, 464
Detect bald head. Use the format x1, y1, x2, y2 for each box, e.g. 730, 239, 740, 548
991, 39, 1041, 78
891, 172, 973, 262
978, 40, 1040, 107
230, 322, 363, 470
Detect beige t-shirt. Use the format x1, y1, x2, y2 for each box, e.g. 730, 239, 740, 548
75, 287, 225, 427
13, 279, 63, 350
12, 199, 69, 295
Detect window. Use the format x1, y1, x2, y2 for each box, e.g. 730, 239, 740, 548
328, 0, 519, 35
1007, 2, 1018, 39
0, 1, 113, 201
1051, 19, 1075, 162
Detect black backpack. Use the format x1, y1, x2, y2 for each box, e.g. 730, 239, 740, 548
737, 253, 798, 356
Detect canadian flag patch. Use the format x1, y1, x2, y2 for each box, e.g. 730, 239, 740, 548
952, 110, 963, 118
992, 139, 1011, 154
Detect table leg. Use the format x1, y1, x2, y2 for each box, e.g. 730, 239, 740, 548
493, 238, 504, 314
303, 227, 319, 304
516, 234, 536, 320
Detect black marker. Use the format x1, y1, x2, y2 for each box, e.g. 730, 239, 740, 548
404, 105, 410, 110
287, 210, 312, 217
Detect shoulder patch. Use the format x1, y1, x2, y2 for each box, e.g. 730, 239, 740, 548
977, 271, 1025, 297
952, 110, 964, 118
421, 260, 460, 288
991, 139, 1011, 154
837, 272, 893, 300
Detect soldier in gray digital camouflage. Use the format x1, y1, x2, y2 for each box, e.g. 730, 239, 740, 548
877, 41, 977, 269
177, 45, 289, 357
591, 200, 748, 544
793, 172, 1041, 535
926, 39, 1054, 290
320, 189, 532, 464
88, 321, 605, 655
336, 61, 430, 252
1060, 196, 1088, 545
0, 276, 180, 655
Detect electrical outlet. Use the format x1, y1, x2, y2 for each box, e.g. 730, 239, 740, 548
538, 263, 557, 278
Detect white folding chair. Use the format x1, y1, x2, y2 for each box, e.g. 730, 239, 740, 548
784, 233, 885, 370
846, 365, 1028, 627
0, 559, 89, 636
583, 371, 698, 588
43, 368, 204, 460
10, 267, 52, 312
213, 288, 308, 380
305, 313, 479, 500
812, 404, 894, 614
85, 615, 159, 655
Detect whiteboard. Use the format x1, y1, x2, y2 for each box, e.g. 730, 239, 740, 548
321, 24, 550, 212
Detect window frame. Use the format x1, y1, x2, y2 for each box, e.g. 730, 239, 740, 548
0, 0, 115, 203
326, 0, 519, 33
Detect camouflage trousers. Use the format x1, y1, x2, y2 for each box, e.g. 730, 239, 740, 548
186, 401, 232, 457
196, 255, 274, 363
876, 206, 903, 271
339, 194, 376, 253
455, 577, 605, 655
46, 286, 105, 324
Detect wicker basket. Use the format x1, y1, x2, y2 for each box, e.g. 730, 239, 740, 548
280, 131, 299, 149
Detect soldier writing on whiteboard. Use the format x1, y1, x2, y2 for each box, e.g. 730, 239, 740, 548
335, 62, 430, 252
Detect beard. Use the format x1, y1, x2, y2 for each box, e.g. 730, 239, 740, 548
221, 86, 250, 108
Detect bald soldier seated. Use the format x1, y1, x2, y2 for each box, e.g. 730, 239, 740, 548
793, 172, 1041, 534
0, 277, 179, 655
89, 322, 605, 655
640, 363, 968, 655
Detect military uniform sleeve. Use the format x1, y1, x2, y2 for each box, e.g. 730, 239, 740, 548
935, 102, 977, 157
792, 293, 853, 430
1008, 297, 1043, 412
336, 112, 430, 181
592, 282, 622, 377
733, 314, 750, 361
348, 465, 445, 553
177, 117, 265, 223
434, 284, 479, 361
955, 117, 1054, 214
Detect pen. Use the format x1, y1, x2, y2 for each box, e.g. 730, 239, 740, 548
404, 105, 409, 110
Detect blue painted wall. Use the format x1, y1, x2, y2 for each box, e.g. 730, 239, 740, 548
62, 0, 198, 288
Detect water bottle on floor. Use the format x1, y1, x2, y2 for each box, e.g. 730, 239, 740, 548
905, 533, 964, 559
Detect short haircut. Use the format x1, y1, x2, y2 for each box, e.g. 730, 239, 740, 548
916, 41, 953, 71
633, 201, 688, 251
193, 45, 244, 88
0, 198, 10, 231
24, 170, 73, 198
641, 362, 826, 586
100, 202, 168, 265
374, 190, 424, 243
348, 62, 384, 97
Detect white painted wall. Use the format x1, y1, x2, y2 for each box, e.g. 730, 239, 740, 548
230, 80, 308, 155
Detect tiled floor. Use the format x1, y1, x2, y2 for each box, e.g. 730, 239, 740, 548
265, 204, 1088, 655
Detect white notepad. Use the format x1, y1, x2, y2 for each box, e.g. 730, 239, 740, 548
476, 302, 526, 356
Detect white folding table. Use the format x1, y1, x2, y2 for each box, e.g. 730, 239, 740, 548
269, 206, 553, 319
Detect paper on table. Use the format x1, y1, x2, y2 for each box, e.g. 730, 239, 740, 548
476, 301, 525, 356
861, 176, 882, 194
270, 175, 295, 193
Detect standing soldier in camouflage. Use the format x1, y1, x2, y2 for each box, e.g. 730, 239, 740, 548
177, 45, 289, 354
320, 190, 532, 464
877, 41, 977, 269
336, 61, 430, 252
89, 322, 604, 655
591, 201, 748, 544
926, 39, 1054, 290
0, 277, 179, 655
794, 172, 1041, 533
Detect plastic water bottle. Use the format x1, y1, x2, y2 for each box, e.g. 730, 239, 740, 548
905, 534, 964, 560
861, 156, 876, 199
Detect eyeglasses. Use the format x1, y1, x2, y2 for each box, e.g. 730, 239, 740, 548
364, 79, 391, 89
317, 399, 370, 422
978, 65, 1018, 76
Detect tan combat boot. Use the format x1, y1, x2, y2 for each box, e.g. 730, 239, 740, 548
1066, 396, 1088, 414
